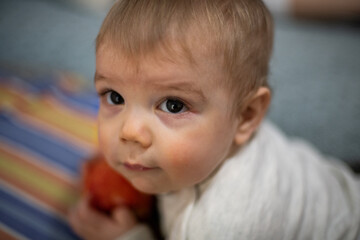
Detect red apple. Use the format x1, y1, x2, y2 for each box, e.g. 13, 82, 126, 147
82, 154, 153, 219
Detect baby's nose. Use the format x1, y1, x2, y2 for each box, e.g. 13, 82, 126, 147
119, 109, 152, 148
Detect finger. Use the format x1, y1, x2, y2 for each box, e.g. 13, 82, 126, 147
77, 198, 111, 226
68, 198, 117, 240
112, 206, 137, 232
68, 200, 85, 230
70, 209, 107, 240
70, 199, 102, 232
69, 203, 137, 240
68, 205, 93, 238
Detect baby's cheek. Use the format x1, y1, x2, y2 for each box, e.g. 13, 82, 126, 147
98, 125, 114, 159
161, 139, 210, 184
165, 143, 193, 167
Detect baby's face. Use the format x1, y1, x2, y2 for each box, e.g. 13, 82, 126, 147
95, 45, 240, 194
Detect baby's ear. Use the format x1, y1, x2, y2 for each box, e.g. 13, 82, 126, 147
234, 87, 271, 145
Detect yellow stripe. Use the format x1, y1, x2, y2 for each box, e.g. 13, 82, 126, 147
0, 88, 18, 109
0, 152, 79, 207
0, 87, 97, 145
27, 99, 97, 143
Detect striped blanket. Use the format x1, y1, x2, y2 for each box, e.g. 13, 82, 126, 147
0, 69, 99, 240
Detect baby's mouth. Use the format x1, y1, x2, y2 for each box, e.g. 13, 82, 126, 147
122, 162, 157, 171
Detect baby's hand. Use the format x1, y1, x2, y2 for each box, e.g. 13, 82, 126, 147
68, 197, 137, 240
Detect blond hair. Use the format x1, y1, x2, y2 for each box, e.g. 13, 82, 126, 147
96, 0, 273, 113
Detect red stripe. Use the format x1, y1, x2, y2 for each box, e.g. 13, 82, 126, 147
0, 86, 97, 145
0, 144, 77, 186
0, 172, 77, 215
0, 226, 24, 240
0, 145, 81, 215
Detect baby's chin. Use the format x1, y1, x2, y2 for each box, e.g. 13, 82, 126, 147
129, 176, 163, 194
129, 176, 179, 195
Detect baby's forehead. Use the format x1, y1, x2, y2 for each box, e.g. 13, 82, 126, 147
95, 42, 227, 94
103, 44, 215, 72
97, 34, 220, 74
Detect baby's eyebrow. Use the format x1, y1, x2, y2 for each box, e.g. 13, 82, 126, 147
94, 72, 206, 101
94, 72, 106, 83
152, 81, 206, 101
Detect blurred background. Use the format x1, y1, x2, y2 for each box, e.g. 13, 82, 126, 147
0, 0, 359, 239
0, 0, 359, 162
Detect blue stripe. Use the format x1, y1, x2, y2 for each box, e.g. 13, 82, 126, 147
50, 86, 99, 116
0, 72, 99, 115
0, 112, 89, 175
0, 74, 57, 94
0, 184, 82, 240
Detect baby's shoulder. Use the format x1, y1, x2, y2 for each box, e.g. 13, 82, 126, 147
187, 121, 360, 239
188, 149, 286, 238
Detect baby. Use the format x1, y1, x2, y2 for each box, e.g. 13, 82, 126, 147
68, 0, 360, 239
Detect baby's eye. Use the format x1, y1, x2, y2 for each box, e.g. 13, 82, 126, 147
159, 98, 188, 114
105, 90, 124, 105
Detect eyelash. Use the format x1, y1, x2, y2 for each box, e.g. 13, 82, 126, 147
102, 89, 124, 105
98, 88, 112, 97
98, 89, 191, 114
